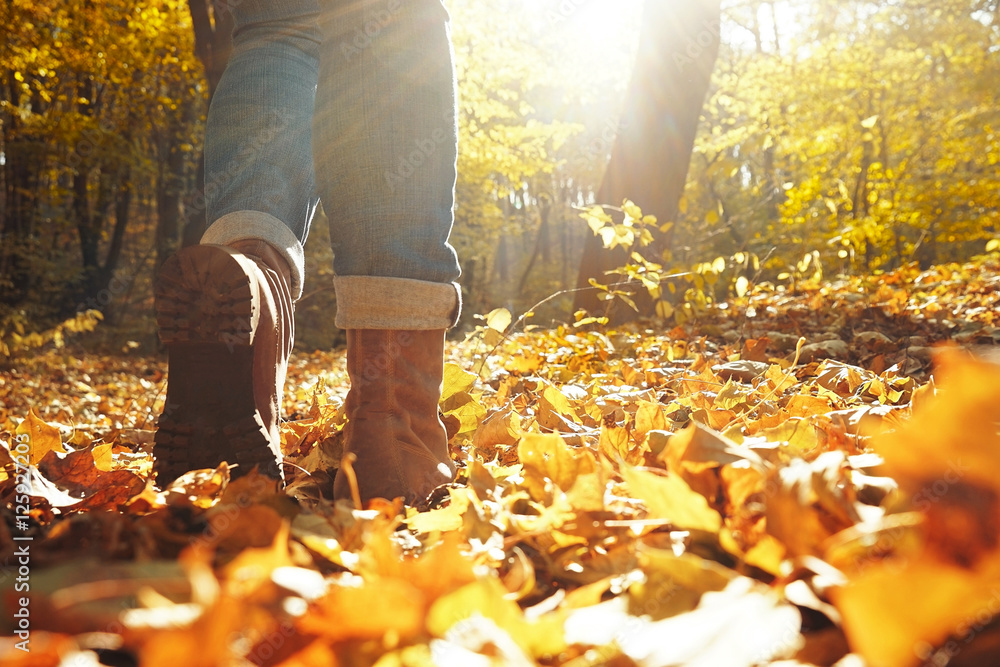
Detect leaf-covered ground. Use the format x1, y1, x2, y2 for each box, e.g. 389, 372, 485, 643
2, 258, 1000, 667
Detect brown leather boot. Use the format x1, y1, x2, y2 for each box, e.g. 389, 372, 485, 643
333, 329, 456, 506
153, 239, 294, 485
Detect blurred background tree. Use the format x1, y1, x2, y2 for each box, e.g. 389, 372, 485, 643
681, 0, 1000, 276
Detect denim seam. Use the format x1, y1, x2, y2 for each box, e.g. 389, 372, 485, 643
202, 210, 306, 301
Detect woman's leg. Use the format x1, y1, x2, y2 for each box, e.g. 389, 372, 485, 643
314, 0, 462, 505
153, 0, 321, 485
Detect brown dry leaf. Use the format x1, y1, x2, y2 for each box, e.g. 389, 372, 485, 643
766, 453, 860, 558
472, 407, 522, 455
69, 470, 146, 512
38, 444, 104, 496
7, 559, 191, 635
742, 337, 771, 362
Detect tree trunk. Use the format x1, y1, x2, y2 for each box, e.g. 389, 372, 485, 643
73, 169, 99, 271
183, 0, 235, 246
188, 0, 234, 97
0, 70, 38, 302
156, 140, 187, 268
104, 167, 131, 283
517, 194, 551, 296
574, 0, 722, 317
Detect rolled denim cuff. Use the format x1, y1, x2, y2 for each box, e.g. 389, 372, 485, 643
334, 276, 461, 330
202, 210, 306, 301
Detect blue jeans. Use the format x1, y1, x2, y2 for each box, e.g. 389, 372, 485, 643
201, 0, 462, 329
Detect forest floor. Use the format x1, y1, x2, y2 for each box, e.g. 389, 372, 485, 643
2, 258, 1000, 667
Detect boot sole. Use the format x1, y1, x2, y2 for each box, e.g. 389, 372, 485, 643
153, 245, 280, 484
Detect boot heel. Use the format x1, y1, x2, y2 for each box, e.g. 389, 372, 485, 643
154, 413, 277, 483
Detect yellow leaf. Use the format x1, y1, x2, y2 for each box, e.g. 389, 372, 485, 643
587, 215, 605, 234
472, 407, 522, 453
15, 408, 67, 466
301, 578, 426, 642
596, 226, 614, 248
442, 391, 486, 435
621, 465, 722, 533
764, 364, 797, 393
518, 433, 596, 500
406, 487, 471, 533
622, 199, 643, 220
92, 443, 114, 472
633, 401, 668, 444
441, 363, 477, 403
743, 534, 787, 576
735, 276, 749, 298
662, 422, 764, 472
427, 578, 566, 658
485, 307, 512, 333
541, 385, 578, 421
860, 114, 879, 128
832, 549, 1000, 667
630, 546, 735, 619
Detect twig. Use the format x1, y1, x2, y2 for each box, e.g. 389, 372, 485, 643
474, 273, 693, 376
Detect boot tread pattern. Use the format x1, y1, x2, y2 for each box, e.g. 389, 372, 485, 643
154, 246, 256, 347
154, 413, 277, 480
